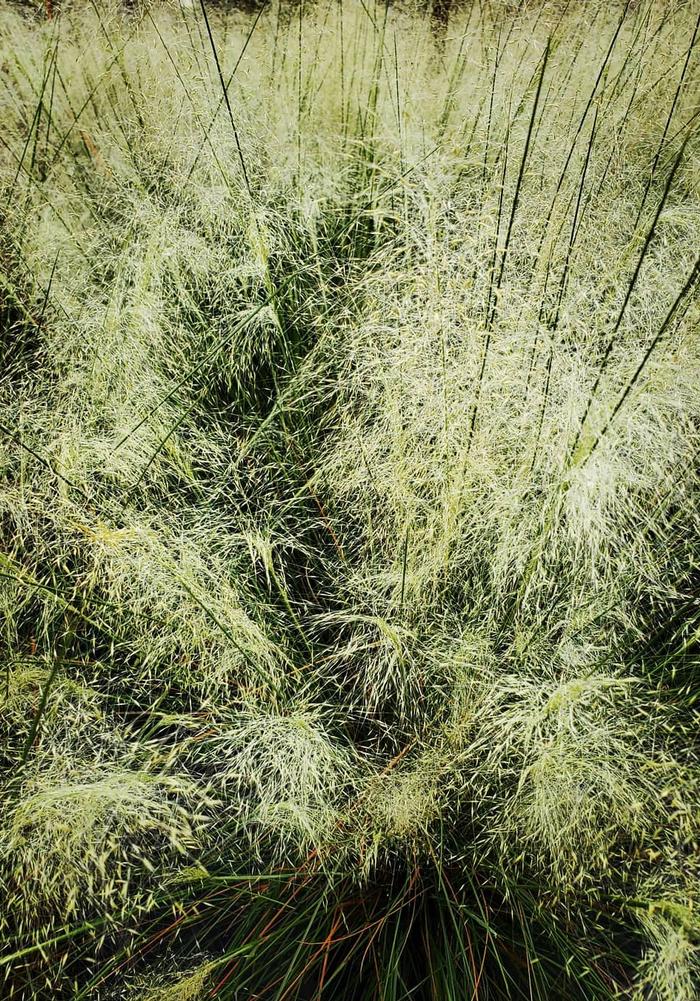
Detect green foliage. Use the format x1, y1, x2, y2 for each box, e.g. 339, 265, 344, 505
0, 0, 698, 998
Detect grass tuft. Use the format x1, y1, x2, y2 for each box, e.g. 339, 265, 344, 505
0, 1, 698, 998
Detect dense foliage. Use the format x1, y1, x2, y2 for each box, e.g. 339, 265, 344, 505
0, 1, 699, 998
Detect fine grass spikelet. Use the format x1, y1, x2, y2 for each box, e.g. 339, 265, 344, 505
634, 909, 700, 1001
209, 703, 361, 861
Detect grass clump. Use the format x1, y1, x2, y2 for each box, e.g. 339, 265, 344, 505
2, 765, 203, 926
0, 0, 699, 998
